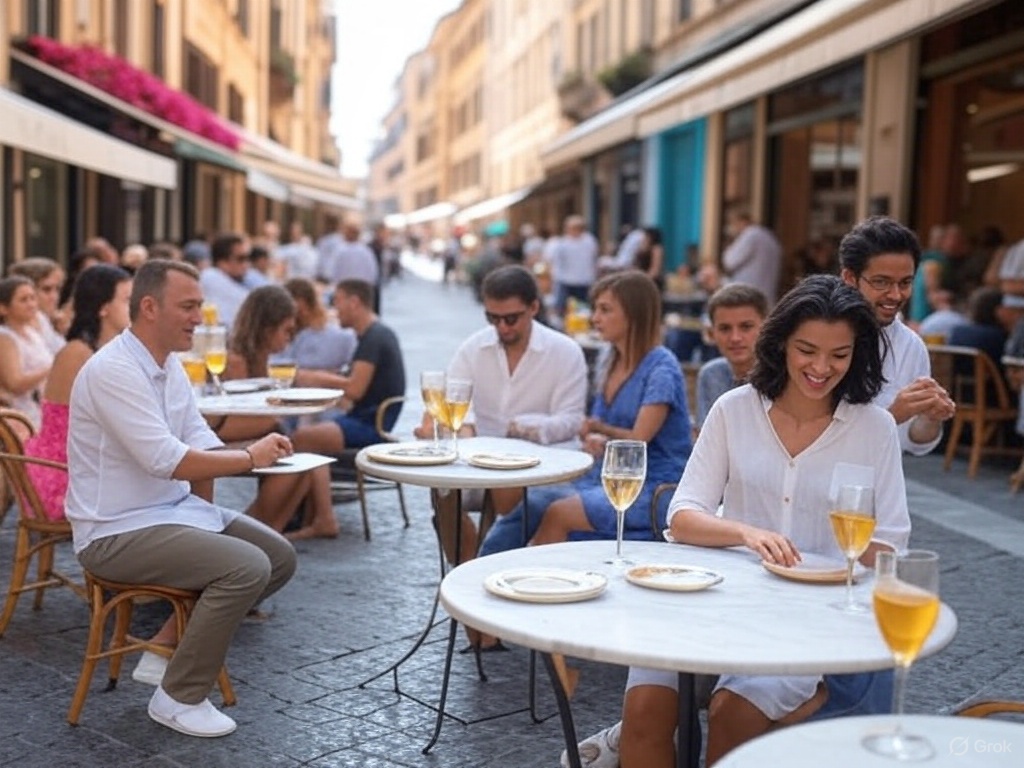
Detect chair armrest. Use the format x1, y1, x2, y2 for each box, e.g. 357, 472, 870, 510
0, 452, 67, 471
955, 700, 1024, 718
649, 482, 677, 538
376, 395, 407, 442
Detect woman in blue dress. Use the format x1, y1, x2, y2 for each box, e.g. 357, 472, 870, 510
479, 271, 692, 555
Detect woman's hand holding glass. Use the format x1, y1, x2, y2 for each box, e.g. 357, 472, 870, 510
862, 550, 940, 762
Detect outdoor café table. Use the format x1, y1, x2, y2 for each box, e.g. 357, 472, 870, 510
355, 435, 594, 751
439, 540, 959, 768
196, 385, 342, 418
715, 714, 1024, 768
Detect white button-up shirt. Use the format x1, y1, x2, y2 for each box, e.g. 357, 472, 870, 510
66, 330, 232, 553
198, 266, 250, 330
449, 321, 587, 446
551, 232, 599, 287
877, 316, 942, 456
667, 385, 910, 558
722, 224, 782, 305
317, 235, 380, 286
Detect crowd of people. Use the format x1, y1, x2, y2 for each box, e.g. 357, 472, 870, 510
4, 210, 1015, 764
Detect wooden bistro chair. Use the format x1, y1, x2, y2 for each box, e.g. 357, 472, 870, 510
956, 699, 1024, 718
0, 408, 87, 638
330, 395, 410, 540
928, 345, 1019, 479
68, 574, 236, 725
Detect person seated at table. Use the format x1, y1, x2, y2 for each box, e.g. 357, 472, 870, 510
219, 285, 337, 540
290, 280, 406, 531
413, 265, 587, 648
695, 284, 767, 434
7, 256, 69, 353
568, 275, 911, 768
24, 265, 132, 521
282, 277, 357, 389
479, 271, 692, 556
0, 276, 55, 434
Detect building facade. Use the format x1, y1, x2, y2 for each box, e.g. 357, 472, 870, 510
1, 0, 357, 270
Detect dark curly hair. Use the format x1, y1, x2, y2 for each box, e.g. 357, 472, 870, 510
838, 216, 921, 276
230, 285, 296, 376
65, 265, 132, 349
749, 274, 886, 406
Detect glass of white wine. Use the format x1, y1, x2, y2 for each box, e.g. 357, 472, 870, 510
862, 550, 940, 762
444, 378, 472, 458
268, 355, 297, 389
203, 324, 227, 395
420, 370, 447, 454
829, 484, 876, 613
601, 439, 646, 568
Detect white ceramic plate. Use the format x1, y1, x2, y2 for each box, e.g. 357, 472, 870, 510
265, 387, 343, 406
484, 568, 608, 603
466, 453, 541, 470
222, 378, 274, 394
364, 444, 458, 466
625, 564, 724, 592
762, 552, 868, 584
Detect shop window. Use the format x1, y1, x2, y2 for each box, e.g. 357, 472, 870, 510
24, 0, 59, 37
114, 0, 130, 59
236, 0, 250, 37
152, 1, 165, 78
24, 153, 67, 262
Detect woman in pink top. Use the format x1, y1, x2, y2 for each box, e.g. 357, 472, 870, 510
0, 276, 55, 432
24, 265, 132, 520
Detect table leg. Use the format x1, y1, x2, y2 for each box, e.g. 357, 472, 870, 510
422, 616, 460, 754
357, 496, 449, 691
677, 672, 702, 768
541, 652, 583, 768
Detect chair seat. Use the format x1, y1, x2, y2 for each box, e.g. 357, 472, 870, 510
68, 572, 236, 726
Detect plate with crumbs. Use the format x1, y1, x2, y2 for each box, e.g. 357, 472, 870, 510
467, 453, 541, 470
364, 444, 458, 466
625, 564, 724, 592
484, 568, 608, 603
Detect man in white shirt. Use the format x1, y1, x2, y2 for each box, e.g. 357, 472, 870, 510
317, 221, 380, 298
839, 216, 956, 454
551, 214, 599, 315
415, 265, 587, 569
66, 260, 297, 738
721, 211, 782, 305
198, 234, 254, 330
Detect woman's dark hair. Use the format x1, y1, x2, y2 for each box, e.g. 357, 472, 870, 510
65, 265, 132, 349
59, 248, 102, 308
838, 216, 921, 276
749, 274, 885, 406
642, 226, 663, 246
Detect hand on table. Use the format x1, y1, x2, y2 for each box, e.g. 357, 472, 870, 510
742, 525, 800, 567
581, 432, 608, 458
246, 433, 294, 469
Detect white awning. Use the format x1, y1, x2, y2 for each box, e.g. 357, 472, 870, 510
405, 202, 457, 226
0, 87, 177, 189
541, 0, 982, 166
246, 169, 290, 202
289, 184, 363, 211
453, 185, 536, 225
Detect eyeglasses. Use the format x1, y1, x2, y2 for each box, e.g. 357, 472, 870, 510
859, 275, 914, 292
485, 310, 527, 327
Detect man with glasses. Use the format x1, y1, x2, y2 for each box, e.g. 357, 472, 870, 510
198, 233, 256, 330
840, 216, 956, 454
416, 265, 586, 641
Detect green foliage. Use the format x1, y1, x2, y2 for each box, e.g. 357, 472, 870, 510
597, 47, 653, 97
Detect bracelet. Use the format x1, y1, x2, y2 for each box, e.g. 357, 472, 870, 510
244, 446, 256, 469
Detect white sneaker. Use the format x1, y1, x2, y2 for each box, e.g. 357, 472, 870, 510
560, 720, 621, 768
132, 651, 169, 686
147, 686, 236, 737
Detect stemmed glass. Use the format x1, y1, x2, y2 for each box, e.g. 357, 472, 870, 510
443, 378, 472, 458
829, 484, 876, 613
268, 355, 297, 389
862, 550, 941, 761
420, 370, 447, 454
601, 439, 646, 568
203, 325, 227, 395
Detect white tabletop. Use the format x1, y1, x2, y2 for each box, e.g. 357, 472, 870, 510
196, 389, 341, 417
355, 436, 594, 490
716, 714, 1024, 767
440, 541, 958, 676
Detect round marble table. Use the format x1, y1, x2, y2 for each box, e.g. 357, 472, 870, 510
716, 714, 1024, 767
357, 436, 595, 753
440, 540, 959, 768
196, 388, 342, 418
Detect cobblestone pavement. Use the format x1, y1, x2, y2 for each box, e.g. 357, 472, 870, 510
2, 261, 1023, 767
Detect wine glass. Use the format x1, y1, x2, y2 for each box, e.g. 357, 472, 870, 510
443, 378, 472, 457
862, 550, 940, 761
420, 370, 447, 454
268, 355, 297, 389
601, 439, 646, 568
828, 484, 876, 613
203, 324, 227, 395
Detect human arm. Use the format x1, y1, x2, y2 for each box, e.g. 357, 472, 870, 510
171, 431, 293, 481
509, 342, 588, 444
647, 244, 664, 280
721, 230, 755, 275
581, 403, 668, 443
665, 401, 800, 566
862, 410, 911, 563
295, 368, 347, 389
40, 341, 92, 404
0, 334, 49, 395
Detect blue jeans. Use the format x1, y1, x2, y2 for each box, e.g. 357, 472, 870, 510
478, 484, 576, 557
811, 670, 894, 720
